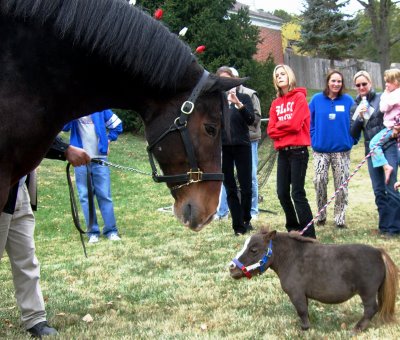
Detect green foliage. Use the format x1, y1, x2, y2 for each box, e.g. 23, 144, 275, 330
272, 9, 296, 23
113, 109, 144, 134
298, 0, 360, 61
239, 57, 276, 117
352, 4, 400, 64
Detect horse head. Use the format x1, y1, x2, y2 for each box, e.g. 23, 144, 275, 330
229, 229, 276, 279
142, 73, 246, 231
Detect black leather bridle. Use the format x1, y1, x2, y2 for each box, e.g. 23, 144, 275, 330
146, 70, 224, 191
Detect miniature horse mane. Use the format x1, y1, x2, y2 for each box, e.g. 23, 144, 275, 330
1, 0, 194, 89
259, 227, 317, 243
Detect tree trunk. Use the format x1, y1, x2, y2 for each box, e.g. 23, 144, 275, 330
357, 0, 393, 86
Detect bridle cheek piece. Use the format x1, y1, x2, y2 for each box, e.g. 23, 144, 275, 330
146, 70, 224, 191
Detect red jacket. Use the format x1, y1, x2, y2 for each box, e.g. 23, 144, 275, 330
267, 87, 311, 150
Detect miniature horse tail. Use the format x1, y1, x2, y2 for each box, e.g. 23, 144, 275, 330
378, 249, 399, 323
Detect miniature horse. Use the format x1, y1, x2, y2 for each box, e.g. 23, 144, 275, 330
0, 0, 244, 230
230, 229, 399, 332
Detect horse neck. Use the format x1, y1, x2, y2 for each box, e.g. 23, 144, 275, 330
270, 235, 302, 275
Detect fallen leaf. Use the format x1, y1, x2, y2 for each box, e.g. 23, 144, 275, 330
56, 312, 66, 316
82, 314, 94, 323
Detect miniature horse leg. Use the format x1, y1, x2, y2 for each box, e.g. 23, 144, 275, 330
287, 292, 310, 330
353, 294, 378, 332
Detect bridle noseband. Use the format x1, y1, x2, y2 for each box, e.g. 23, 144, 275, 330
146, 70, 224, 190
231, 240, 273, 279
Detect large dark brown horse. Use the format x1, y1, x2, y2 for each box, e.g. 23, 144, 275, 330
0, 0, 243, 230
230, 228, 399, 332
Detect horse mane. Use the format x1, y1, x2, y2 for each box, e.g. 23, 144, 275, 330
1, 0, 194, 89
287, 231, 318, 243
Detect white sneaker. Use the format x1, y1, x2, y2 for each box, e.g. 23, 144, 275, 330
88, 235, 99, 244
108, 233, 121, 241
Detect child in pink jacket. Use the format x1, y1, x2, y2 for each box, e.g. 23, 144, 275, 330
369, 68, 400, 184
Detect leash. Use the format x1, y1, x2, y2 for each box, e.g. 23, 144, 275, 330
300, 127, 394, 236
91, 158, 152, 176
66, 163, 96, 258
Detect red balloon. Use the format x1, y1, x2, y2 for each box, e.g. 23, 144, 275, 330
195, 45, 206, 54
154, 8, 163, 20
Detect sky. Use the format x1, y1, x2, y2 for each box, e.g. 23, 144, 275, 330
242, 0, 364, 15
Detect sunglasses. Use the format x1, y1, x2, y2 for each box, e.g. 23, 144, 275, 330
355, 82, 368, 88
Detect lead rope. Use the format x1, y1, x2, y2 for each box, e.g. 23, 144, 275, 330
300, 127, 394, 236
66, 163, 96, 258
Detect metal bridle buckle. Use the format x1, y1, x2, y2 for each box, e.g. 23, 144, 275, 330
188, 169, 203, 182
181, 101, 194, 114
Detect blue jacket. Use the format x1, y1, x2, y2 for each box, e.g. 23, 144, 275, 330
63, 110, 123, 155
309, 93, 355, 153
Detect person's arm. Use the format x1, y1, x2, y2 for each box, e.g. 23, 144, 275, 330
237, 93, 255, 126
104, 110, 123, 141
46, 136, 90, 166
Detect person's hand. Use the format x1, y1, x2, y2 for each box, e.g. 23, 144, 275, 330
394, 181, 400, 191
65, 145, 91, 166
227, 89, 243, 108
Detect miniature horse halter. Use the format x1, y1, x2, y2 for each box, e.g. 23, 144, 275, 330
230, 237, 273, 279
146, 70, 224, 191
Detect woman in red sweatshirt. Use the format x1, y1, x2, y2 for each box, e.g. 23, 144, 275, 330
267, 64, 316, 238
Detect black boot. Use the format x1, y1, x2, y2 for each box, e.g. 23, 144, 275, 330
27, 321, 58, 338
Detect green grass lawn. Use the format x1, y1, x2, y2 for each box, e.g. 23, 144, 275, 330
1, 133, 400, 339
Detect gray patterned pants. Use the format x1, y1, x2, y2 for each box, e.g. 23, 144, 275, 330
312, 151, 351, 225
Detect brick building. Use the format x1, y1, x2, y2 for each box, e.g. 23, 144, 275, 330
229, 2, 284, 64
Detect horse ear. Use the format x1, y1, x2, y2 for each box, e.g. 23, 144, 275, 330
264, 230, 277, 241
204, 74, 248, 92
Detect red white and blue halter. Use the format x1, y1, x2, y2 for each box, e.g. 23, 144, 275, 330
231, 237, 273, 279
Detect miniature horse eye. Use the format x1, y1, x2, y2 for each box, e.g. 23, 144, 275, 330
250, 247, 258, 254
204, 123, 217, 137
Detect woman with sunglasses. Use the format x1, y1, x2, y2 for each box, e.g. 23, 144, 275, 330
350, 70, 400, 236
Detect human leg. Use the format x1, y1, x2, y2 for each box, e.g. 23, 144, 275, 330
370, 128, 393, 169
74, 165, 100, 236
289, 147, 315, 238
234, 145, 253, 225
276, 150, 300, 231
91, 161, 118, 237
5, 185, 46, 330
331, 151, 350, 227
223, 146, 245, 234
312, 151, 330, 223
250, 141, 259, 218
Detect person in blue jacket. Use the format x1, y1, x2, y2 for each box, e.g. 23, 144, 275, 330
309, 70, 356, 229
63, 110, 123, 243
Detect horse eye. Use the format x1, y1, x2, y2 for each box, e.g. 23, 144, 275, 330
250, 247, 258, 254
204, 124, 217, 137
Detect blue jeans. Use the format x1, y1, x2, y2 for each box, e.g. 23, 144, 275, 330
74, 160, 118, 237
216, 185, 229, 217
370, 128, 393, 167
276, 147, 315, 238
367, 142, 400, 233
250, 140, 259, 217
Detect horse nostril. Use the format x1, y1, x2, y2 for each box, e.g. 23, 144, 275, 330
229, 262, 236, 270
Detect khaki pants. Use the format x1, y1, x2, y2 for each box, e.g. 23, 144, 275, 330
0, 184, 46, 329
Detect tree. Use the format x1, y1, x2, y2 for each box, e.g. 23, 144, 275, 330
272, 9, 295, 23
297, 0, 359, 68
355, 0, 400, 76
136, 0, 259, 71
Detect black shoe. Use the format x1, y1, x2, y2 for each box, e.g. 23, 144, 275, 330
244, 221, 253, 231
317, 219, 326, 226
336, 224, 347, 229
27, 321, 58, 338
